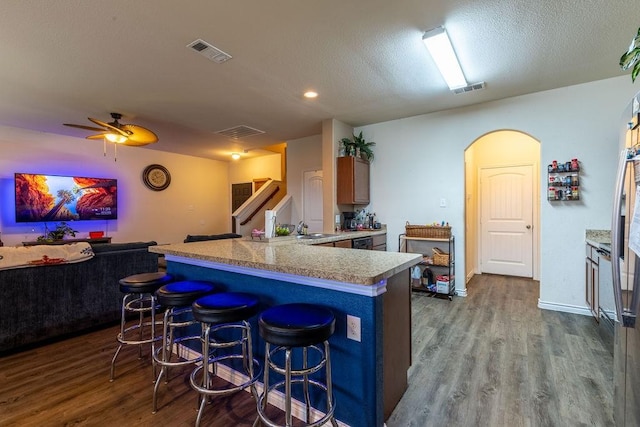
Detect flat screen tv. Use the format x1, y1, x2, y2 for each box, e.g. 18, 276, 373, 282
15, 173, 118, 222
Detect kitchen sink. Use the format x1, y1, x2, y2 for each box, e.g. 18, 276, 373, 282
296, 233, 338, 240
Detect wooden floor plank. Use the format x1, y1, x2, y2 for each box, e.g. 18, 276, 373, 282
1, 273, 614, 426
387, 273, 614, 427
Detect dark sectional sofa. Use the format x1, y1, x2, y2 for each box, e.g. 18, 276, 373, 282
0, 241, 159, 355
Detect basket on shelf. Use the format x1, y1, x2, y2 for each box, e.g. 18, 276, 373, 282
432, 247, 449, 266
405, 222, 451, 239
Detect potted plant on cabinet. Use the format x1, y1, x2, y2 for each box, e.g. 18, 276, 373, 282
339, 131, 375, 161
339, 137, 357, 157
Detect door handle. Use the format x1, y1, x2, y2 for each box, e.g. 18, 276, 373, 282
526, 225, 531, 229
612, 150, 628, 326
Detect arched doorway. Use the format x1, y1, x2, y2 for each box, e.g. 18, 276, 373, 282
464, 130, 540, 283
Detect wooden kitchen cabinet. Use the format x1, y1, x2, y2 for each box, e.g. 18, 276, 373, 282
334, 239, 352, 248
585, 243, 599, 319
372, 234, 387, 251
316, 242, 335, 247
337, 156, 370, 205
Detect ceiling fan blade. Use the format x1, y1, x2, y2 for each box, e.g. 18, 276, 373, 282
87, 117, 128, 137
120, 124, 158, 146
85, 133, 109, 140
63, 123, 106, 132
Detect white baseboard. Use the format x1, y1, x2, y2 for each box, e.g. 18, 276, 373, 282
176, 344, 348, 427
537, 299, 592, 316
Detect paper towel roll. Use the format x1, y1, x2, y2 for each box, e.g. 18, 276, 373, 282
265, 210, 276, 238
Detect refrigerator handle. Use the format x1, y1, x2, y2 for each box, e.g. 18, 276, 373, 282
612, 149, 627, 325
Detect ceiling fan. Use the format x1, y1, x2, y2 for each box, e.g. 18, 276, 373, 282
64, 112, 158, 146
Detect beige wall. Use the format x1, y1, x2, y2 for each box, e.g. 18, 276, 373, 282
286, 134, 322, 226
322, 119, 353, 233
228, 153, 282, 185
0, 124, 230, 246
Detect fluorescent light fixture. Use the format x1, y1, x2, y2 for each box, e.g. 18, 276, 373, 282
422, 27, 467, 90
231, 152, 240, 160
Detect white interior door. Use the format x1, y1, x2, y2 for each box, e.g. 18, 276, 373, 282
480, 165, 533, 277
303, 170, 323, 233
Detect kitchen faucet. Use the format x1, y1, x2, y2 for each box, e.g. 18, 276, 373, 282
297, 221, 307, 235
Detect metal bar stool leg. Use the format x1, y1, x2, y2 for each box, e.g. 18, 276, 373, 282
189, 292, 261, 425
285, 348, 293, 426
195, 323, 211, 427
325, 341, 339, 427
303, 346, 311, 423
256, 303, 338, 427
110, 272, 172, 382
110, 293, 129, 382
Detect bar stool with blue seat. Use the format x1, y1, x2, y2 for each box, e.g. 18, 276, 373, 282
110, 271, 173, 381
256, 303, 338, 427
152, 280, 219, 413
190, 292, 262, 427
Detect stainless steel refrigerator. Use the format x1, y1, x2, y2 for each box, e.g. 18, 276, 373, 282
612, 92, 640, 426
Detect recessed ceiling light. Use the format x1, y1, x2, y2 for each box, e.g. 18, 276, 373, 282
304, 91, 318, 99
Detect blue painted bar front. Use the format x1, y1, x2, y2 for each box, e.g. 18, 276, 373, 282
167, 255, 384, 427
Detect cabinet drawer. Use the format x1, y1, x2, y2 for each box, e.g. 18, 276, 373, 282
372, 234, 386, 247
334, 239, 352, 248
316, 242, 334, 247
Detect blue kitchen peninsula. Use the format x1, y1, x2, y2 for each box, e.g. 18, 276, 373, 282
150, 238, 422, 427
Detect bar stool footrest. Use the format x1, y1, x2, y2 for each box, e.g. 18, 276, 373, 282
256, 378, 336, 427
190, 354, 261, 397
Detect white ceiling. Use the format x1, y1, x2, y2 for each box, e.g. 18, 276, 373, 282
0, 0, 638, 161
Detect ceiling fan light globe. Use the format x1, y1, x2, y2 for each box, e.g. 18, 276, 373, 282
105, 133, 128, 143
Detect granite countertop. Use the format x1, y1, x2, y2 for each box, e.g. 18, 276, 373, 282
586, 229, 611, 248
252, 228, 387, 245
150, 237, 422, 286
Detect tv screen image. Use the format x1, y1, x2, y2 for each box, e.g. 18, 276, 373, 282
15, 173, 117, 222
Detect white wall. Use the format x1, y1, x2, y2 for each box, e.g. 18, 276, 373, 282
286, 134, 322, 226
358, 76, 638, 313
0, 125, 230, 246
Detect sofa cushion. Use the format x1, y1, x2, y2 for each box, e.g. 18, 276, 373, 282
184, 234, 241, 243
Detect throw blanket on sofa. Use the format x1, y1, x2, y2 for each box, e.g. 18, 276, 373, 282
0, 242, 94, 271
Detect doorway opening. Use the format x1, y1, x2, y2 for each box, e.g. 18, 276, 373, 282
464, 130, 540, 284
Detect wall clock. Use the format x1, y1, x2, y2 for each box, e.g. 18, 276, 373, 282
142, 164, 171, 191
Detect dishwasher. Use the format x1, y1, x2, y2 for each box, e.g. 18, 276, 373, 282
352, 236, 373, 250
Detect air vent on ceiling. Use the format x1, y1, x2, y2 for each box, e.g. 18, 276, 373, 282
187, 38, 232, 63
215, 125, 265, 139
451, 81, 486, 95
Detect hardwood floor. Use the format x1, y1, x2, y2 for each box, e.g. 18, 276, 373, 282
0, 325, 284, 426
0, 274, 613, 426
387, 274, 614, 427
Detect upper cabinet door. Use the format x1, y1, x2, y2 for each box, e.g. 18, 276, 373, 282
337, 156, 370, 205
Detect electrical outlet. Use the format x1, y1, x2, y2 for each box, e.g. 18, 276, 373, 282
346, 314, 361, 342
